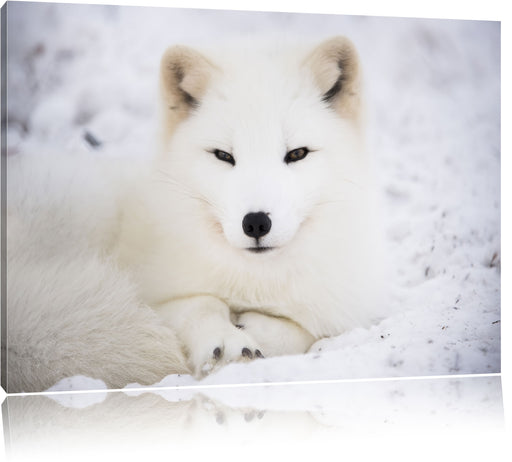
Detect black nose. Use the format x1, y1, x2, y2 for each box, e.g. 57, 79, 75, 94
242, 212, 272, 239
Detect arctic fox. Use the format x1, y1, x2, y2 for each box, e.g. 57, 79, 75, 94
5, 36, 385, 392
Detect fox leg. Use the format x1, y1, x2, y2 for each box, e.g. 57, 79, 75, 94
232, 311, 315, 357
155, 296, 264, 377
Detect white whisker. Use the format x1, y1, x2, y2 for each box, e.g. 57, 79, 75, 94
153, 169, 225, 215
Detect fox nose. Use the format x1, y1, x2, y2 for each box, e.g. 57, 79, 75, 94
242, 212, 272, 239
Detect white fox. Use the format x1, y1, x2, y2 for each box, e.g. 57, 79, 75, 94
6, 36, 385, 392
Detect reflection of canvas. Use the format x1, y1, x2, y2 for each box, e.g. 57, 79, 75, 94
2, 377, 504, 459
1, 3, 500, 394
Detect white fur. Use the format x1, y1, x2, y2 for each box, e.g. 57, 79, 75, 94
6, 153, 187, 392
117, 38, 386, 376
6, 37, 386, 391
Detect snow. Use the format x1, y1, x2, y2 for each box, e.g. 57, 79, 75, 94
5, 4, 500, 389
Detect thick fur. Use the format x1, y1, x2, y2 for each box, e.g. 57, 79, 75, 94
6, 37, 385, 391
6, 153, 188, 392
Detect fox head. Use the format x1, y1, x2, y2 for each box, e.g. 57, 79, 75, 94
155, 37, 366, 258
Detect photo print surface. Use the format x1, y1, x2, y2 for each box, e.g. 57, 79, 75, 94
1, 2, 500, 393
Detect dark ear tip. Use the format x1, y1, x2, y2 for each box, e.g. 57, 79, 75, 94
161, 45, 193, 65
323, 36, 358, 55
160, 45, 194, 81
160, 45, 215, 111
305, 35, 362, 120
313, 35, 359, 67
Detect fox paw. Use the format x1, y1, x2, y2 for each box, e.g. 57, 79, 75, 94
191, 328, 264, 378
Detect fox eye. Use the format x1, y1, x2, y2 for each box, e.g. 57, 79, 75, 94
212, 149, 235, 166
284, 147, 310, 164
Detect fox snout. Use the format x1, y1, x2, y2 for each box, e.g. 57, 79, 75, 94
242, 212, 272, 239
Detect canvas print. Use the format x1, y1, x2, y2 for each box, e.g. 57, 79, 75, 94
1, 2, 500, 393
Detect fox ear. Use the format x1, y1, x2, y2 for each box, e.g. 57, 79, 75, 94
305, 36, 362, 122
160, 45, 217, 129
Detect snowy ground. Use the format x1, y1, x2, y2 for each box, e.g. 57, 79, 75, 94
6, 3, 501, 390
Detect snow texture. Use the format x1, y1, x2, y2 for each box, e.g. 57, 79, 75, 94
5, 3, 500, 390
